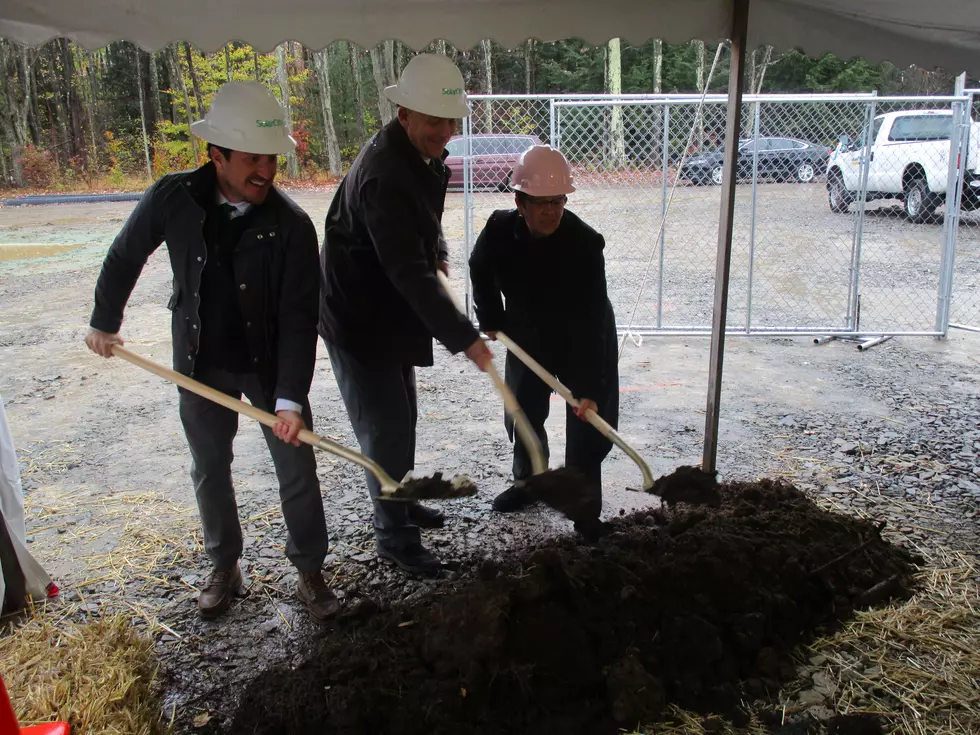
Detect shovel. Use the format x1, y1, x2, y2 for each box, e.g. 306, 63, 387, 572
110, 345, 477, 502
495, 332, 654, 489
435, 272, 597, 524
493, 332, 721, 510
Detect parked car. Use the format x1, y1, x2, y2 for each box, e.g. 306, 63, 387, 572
827, 109, 980, 223
678, 137, 831, 185
445, 134, 543, 190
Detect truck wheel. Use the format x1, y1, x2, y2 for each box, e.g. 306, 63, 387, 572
828, 172, 852, 213
904, 179, 939, 224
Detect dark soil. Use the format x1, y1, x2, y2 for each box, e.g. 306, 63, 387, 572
523, 466, 600, 525
761, 712, 885, 735
650, 464, 723, 508
219, 480, 918, 735
388, 472, 479, 501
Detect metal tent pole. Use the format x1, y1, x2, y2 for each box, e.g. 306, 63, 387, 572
702, 0, 750, 475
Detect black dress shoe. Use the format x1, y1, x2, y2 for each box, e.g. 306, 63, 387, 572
573, 518, 609, 542
405, 503, 445, 528
492, 482, 535, 513
377, 542, 444, 576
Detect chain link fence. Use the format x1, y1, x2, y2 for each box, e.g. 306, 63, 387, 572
946, 89, 980, 333
460, 93, 975, 338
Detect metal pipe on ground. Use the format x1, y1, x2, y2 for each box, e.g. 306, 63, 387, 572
1, 193, 143, 207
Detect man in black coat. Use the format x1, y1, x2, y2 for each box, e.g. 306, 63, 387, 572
84, 82, 339, 621
320, 54, 491, 576
469, 145, 619, 529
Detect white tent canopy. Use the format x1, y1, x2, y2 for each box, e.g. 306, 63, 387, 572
1, 0, 979, 74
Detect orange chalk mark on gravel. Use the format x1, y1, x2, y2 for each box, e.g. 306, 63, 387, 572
550, 382, 682, 400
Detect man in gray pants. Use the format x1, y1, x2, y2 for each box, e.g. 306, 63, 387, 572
319, 55, 491, 576
85, 82, 339, 621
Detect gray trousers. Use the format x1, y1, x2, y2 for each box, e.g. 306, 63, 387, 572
324, 342, 421, 550
178, 368, 328, 573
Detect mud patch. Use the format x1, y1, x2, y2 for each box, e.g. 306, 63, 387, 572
0, 242, 84, 262
223, 480, 915, 734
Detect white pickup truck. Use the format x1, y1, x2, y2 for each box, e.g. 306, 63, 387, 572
826, 109, 980, 223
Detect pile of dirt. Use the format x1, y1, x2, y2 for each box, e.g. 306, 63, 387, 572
225, 480, 917, 735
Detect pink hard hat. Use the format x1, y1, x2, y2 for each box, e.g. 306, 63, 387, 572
510, 145, 576, 197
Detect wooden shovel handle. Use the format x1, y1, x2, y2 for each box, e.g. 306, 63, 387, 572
496, 331, 655, 491
436, 272, 547, 475
109, 345, 401, 493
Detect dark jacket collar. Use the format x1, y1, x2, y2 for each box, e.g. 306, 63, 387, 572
512, 208, 579, 243
382, 118, 450, 177
185, 161, 219, 208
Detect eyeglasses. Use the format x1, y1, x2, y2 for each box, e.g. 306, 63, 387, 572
525, 195, 567, 208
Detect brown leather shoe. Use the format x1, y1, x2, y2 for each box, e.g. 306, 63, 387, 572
198, 563, 243, 619
297, 570, 341, 621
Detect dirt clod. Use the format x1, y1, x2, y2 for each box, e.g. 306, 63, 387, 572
649, 464, 722, 508
386, 472, 479, 501
225, 479, 915, 735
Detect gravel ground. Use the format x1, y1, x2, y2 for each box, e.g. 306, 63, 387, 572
1, 187, 978, 732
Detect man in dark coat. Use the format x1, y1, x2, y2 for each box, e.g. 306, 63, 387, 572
320, 54, 491, 576
84, 82, 339, 621
469, 145, 619, 529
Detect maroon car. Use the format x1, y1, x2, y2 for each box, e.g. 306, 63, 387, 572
445, 134, 543, 190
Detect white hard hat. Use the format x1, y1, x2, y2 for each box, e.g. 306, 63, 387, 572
383, 54, 470, 119
511, 145, 576, 197
191, 81, 296, 155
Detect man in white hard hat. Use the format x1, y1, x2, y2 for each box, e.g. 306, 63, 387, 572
319, 54, 492, 576
469, 145, 619, 534
84, 81, 339, 621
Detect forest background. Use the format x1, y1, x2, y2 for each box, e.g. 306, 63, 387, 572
0, 37, 967, 192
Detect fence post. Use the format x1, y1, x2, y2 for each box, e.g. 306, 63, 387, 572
549, 98, 556, 147
658, 103, 670, 329
555, 104, 562, 151
746, 98, 762, 334
936, 95, 969, 336
846, 97, 877, 332
462, 112, 473, 319
955, 72, 967, 97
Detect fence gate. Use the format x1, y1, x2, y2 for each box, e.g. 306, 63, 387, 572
946, 88, 980, 334
461, 93, 969, 338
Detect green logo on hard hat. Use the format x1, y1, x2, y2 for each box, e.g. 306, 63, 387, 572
255, 119, 284, 128
441, 88, 463, 95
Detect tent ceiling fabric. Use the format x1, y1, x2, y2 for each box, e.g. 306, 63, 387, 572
1, 0, 979, 70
